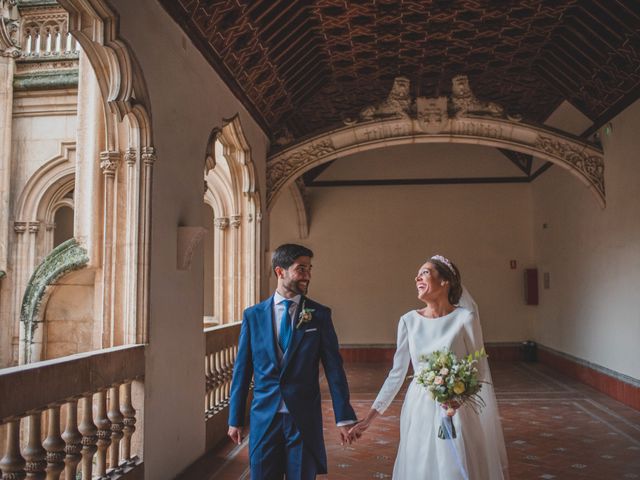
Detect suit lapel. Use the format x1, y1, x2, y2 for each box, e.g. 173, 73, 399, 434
258, 296, 279, 367
282, 296, 306, 372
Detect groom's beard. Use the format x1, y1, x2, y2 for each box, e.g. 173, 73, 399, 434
284, 278, 308, 296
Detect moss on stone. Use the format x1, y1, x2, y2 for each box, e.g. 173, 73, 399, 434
13, 69, 79, 91
20, 238, 89, 361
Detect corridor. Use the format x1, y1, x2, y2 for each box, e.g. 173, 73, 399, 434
182, 361, 640, 479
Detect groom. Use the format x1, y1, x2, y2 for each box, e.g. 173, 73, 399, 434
228, 243, 357, 479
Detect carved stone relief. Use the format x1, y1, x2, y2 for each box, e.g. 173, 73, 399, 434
0, 0, 21, 58
535, 135, 605, 196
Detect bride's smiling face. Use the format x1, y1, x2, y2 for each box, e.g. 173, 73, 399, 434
415, 262, 448, 302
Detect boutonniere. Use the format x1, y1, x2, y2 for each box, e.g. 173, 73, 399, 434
296, 301, 315, 329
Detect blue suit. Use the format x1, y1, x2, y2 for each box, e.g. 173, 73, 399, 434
229, 295, 356, 477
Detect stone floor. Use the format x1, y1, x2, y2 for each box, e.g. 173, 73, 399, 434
189, 361, 640, 479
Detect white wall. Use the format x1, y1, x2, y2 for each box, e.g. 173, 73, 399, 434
109, 0, 269, 478
532, 99, 640, 380
270, 145, 537, 345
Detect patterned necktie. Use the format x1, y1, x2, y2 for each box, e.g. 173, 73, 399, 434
278, 299, 293, 353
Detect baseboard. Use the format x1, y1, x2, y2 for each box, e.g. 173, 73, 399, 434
537, 344, 640, 411
339, 342, 523, 363
339, 343, 640, 411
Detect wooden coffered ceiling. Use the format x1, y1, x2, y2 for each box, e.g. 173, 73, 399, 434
160, 0, 640, 143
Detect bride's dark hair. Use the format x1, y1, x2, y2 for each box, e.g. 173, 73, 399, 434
429, 257, 463, 305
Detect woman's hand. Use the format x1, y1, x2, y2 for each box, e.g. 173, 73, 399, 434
348, 408, 379, 441
442, 400, 462, 417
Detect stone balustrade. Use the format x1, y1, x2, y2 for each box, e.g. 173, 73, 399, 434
204, 323, 242, 449
0, 345, 144, 479
22, 31, 79, 58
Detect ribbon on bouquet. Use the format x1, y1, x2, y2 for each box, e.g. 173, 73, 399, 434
439, 406, 470, 480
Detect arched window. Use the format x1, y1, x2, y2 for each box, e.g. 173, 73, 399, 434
204, 117, 261, 325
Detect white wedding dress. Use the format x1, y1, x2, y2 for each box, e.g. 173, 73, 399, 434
372, 306, 509, 479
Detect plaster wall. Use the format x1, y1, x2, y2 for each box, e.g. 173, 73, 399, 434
270, 146, 537, 345
109, 0, 269, 477
532, 99, 640, 380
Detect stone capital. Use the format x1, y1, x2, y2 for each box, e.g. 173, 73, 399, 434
99, 151, 120, 176
124, 148, 137, 166
28, 221, 40, 233
14, 221, 27, 234
229, 215, 241, 228
214, 217, 229, 230
141, 146, 156, 166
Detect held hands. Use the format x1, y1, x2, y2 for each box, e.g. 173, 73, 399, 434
346, 408, 379, 443
227, 426, 243, 445
338, 425, 355, 446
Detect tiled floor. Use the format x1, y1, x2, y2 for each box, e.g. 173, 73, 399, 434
192, 361, 640, 479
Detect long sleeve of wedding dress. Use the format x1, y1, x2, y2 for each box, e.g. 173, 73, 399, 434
371, 316, 410, 414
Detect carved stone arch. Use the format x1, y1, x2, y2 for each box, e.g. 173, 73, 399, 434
219, 115, 258, 195
266, 117, 606, 210
15, 142, 75, 225
58, 0, 153, 149
51, 0, 156, 348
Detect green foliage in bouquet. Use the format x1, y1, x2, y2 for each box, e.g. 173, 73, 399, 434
415, 347, 488, 414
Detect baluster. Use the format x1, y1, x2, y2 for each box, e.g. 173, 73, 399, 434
78, 395, 97, 480
94, 391, 111, 478
44, 32, 52, 55
24, 412, 46, 480
207, 354, 214, 412
120, 383, 136, 465
54, 32, 61, 55
224, 347, 232, 404
61, 400, 81, 480
0, 419, 26, 479
43, 406, 64, 480
107, 386, 123, 473
214, 351, 222, 411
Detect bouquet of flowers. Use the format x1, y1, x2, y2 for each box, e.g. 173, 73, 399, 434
415, 348, 487, 439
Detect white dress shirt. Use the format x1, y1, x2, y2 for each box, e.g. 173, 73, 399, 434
272, 291, 355, 427
273, 292, 300, 413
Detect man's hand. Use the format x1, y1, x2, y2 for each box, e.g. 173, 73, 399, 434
338, 425, 354, 445
228, 426, 243, 445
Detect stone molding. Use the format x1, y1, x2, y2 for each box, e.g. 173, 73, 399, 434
267, 117, 605, 209
20, 237, 89, 362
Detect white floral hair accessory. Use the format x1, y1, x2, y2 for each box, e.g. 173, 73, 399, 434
430, 255, 457, 277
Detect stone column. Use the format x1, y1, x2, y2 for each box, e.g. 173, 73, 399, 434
26, 221, 42, 362
213, 217, 228, 323
0, 1, 20, 366
123, 148, 138, 344
0, 0, 20, 277
74, 51, 104, 268
137, 146, 155, 344
14, 221, 27, 364
100, 151, 119, 348
229, 214, 241, 322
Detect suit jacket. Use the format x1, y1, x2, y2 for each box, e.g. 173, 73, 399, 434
228, 295, 356, 473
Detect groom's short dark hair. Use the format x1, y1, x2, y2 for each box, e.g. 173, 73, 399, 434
272, 244, 313, 273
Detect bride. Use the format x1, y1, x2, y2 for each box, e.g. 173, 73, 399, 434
349, 255, 509, 479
